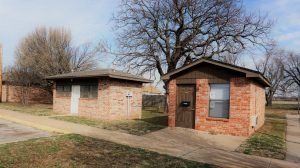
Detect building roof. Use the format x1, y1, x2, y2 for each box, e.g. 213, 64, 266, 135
46, 69, 152, 83
161, 58, 271, 87
142, 85, 161, 94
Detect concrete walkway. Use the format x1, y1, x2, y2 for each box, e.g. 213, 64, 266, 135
0, 119, 50, 144
0, 109, 299, 168
286, 114, 300, 163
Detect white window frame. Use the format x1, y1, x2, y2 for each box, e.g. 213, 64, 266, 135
209, 84, 230, 119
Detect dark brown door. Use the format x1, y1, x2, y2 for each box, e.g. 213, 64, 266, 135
176, 85, 196, 128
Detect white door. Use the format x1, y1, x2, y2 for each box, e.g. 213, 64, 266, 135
71, 85, 80, 114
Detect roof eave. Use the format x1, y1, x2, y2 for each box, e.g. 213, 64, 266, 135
45, 75, 152, 83
161, 75, 169, 80
246, 74, 271, 87
108, 74, 152, 83
160, 58, 271, 87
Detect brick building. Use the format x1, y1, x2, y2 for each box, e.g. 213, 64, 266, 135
162, 59, 270, 137
46, 69, 151, 120
1, 83, 52, 104
1, 72, 52, 104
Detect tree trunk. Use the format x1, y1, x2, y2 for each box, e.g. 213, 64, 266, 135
163, 80, 170, 114
266, 97, 272, 106
266, 93, 273, 106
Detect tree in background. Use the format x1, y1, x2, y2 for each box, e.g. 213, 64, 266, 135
215, 46, 245, 66
113, 0, 272, 90
284, 52, 300, 88
7, 27, 100, 104
253, 46, 285, 106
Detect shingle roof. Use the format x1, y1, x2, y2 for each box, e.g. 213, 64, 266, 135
45, 69, 152, 83
161, 58, 271, 87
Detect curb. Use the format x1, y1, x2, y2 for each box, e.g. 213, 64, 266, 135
0, 115, 70, 134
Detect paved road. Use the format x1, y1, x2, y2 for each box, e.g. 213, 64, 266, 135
0, 109, 299, 168
286, 115, 300, 163
0, 118, 50, 144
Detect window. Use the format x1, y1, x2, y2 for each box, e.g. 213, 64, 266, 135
56, 84, 71, 97
80, 84, 98, 98
209, 84, 230, 118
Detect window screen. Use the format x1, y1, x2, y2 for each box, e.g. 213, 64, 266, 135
80, 84, 98, 98
209, 84, 230, 118
56, 84, 71, 97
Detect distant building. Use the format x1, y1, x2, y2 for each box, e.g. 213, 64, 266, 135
46, 69, 151, 120
1, 73, 52, 104
2, 83, 52, 104
142, 85, 161, 95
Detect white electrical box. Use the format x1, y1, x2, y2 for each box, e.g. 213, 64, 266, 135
251, 116, 258, 127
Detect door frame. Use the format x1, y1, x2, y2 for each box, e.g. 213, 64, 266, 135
175, 84, 196, 129
71, 85, 80, 114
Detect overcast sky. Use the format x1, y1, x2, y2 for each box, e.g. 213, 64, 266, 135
0, 0, 300, 69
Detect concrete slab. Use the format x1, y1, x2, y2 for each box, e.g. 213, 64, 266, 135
143, 127, 246, 152
0, 119, 50, 144
286, 115, 300, 163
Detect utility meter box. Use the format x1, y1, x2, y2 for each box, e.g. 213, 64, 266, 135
251, 115, 258, 127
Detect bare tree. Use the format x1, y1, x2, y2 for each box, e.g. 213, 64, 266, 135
71, 43, 100, 71
277, 82, 298, 98
15, 27, 73, 77
284, 52, 300, 87
8, 27, 100, 102
113, 0, 272, 89
253, 47, 285, 106
215, 47, 245, 66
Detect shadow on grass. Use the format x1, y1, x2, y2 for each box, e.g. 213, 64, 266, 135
139, 115, 168, 127
53, 111, 168, 136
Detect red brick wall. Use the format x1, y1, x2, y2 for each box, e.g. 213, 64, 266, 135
95, 78, 111, 119
2, 84, 52, 104
78, 98, 98, 118
53, 83, 71, 114
167, 79, 176, 127
108, 79, 142, 120
52, 78, 143, 120
195, 79, 210, 130
167, 77, 266, 137
249, 81, 266, 134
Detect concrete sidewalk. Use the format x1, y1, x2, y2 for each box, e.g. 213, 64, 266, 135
0, 119, 50, 144
286, 114, 300, 163
0, 109, 299, 168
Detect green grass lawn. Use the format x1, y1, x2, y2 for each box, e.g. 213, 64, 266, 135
53, 111, 168, 136
267, 101, 299, 111
236, 106, 291, 160
0, 102, 53, 116
268, 104, 299, 110
237, 101, 299, 160
236, 118, 286, 159
0, 134, 218, 168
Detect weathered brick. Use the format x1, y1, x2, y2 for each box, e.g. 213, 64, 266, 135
53, 78, 143, 120
2, 84, 52, 104
167, 77, 266, 137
